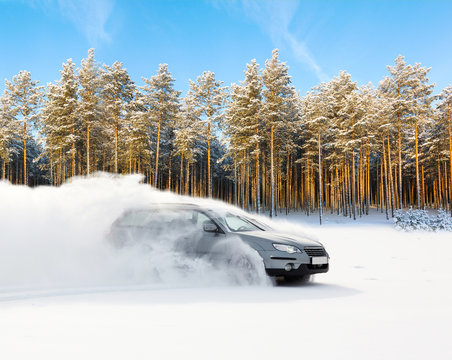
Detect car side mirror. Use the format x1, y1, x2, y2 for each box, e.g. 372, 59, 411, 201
203, 223, 218, 233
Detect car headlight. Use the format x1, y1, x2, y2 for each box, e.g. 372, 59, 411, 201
273, 243, 302, 254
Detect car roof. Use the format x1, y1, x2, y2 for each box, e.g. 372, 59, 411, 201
123, 203, 203, 212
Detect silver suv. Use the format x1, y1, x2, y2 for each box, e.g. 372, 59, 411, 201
108, 203, 329, 281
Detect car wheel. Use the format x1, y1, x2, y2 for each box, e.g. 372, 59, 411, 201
229, 254, 261, 285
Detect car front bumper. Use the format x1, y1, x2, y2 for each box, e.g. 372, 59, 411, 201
259, 249, 329, 277
265, 263, 329, 277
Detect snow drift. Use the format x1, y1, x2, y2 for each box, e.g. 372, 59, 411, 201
0, 173, 270, 295
394, 208, 452, 231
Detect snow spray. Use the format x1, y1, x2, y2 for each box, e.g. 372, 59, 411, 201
0, 173, 270, 297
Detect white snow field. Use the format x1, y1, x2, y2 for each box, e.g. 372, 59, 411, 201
0, 174, 451, 360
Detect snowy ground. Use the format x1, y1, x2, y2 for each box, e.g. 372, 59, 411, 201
0, 177, 451, 360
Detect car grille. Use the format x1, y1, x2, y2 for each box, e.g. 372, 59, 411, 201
304, 247, 326, 256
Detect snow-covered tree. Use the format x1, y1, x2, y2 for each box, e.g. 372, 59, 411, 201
78, 48, 103, 175
174, 93, 202, 194
402, 62, 435, 209
436, 86, 452, 215
302, 83, 332, 224
262, 49, 294, 217
379, 55, 435, 209
3, 71, 42, 185
189, 71, 226, 198
122, 94, 153, 175
0, 95, 19, 179
102, 61, 136, 174
40, 59, 78, 183
141, 64, 180, 187
223, 59, 264, 210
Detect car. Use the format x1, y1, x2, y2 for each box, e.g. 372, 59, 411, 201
107, 203, 329, 281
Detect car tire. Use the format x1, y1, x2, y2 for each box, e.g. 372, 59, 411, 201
229, 254, 261, 285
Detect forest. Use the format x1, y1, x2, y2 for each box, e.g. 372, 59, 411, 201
0, 48, 451, 222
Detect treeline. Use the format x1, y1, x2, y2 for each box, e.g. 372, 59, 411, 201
0, 49, 451, 222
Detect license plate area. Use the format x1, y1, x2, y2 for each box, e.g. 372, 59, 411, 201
311, 256, 328, 265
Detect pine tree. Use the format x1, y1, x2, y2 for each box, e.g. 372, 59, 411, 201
302, 81, 335, 224
174, 93, 202, 194
223, 59, 264, 211
123, 94, 153, 176
0, 95, 19, 180
141, 64, 180, 187
243, 60, 264, 212
262, 49, 296, 217
78, 48, 102, 175
3, 71, 42, 185
189, 71, 226, 198
102, 61, 136, 174
380, 55, 428, 209
406, 62, 435, 208
437, 86, 452, 215
40, 59, 78, 183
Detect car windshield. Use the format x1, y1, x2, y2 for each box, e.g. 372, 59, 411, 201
218, 213, 262, 232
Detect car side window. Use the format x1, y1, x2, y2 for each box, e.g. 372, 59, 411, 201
195, 212, 213, 228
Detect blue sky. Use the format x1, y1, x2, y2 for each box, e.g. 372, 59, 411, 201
1, 0, 451, 95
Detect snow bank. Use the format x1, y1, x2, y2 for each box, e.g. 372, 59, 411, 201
394, 208, 452, 231
0, 173, 269, 295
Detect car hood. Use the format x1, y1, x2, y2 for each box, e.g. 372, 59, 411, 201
235, 230, 322, 251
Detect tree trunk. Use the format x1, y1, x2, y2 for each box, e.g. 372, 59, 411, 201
207, 122, 212, 198
438, 162, 442, 208
62, 150, 66, 184
421, 165, 425, 209
86, 124, 90, 175
72, 125, 76, 178
186, 161, 190, 195
415, 116, 421, 209
448, 104, 452, 216
366, 148, 370, 215
387, 136, 395, 217
245, 151, 249, 210
398, 109, 403, 209
335, 164, 339, 215
114, 118, 119, 174
286, 153, 290, 216
383, 140, 389, 220
23, 122, 27, 185
318, 131, 323, 225
50, 158, 53, 186
352, 149, 356, 220
154, 110, 162, 188
256, 140, 260, 214
270, 125, 275, 218
234, 157, 237, 206
306, 158, 310, 216
168, 154, 172, 191
179, 155, 183, 194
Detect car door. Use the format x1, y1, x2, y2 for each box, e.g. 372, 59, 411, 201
192, 211, 227, 258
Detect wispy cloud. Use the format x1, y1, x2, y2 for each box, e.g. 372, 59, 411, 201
56, 0, 114, 44
218, 0, 327, 81
18, 0, 114, 45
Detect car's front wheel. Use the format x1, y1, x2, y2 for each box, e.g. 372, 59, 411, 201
229, 254, 265, 285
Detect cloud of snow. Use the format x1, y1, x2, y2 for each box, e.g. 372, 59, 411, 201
0, 174, 270, 297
